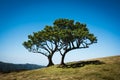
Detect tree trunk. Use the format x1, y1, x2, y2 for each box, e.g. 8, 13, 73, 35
47, 54, 54, 67
60, 53, 66, 66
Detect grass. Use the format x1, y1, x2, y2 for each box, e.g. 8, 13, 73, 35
0, 55, 120, 80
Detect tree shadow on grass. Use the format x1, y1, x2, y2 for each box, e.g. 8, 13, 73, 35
58, 60, 105, 68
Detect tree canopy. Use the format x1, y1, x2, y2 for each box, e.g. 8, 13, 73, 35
23, 18, 97, 66
23, 26, 60, 66
54, 19, 97, 65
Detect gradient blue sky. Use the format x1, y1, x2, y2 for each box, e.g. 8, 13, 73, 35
0, 0, 120, 65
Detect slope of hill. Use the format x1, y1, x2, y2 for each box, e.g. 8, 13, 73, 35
0, 62, 45, 73
0, 55, 120, 80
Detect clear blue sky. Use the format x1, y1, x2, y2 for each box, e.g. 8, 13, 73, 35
0, 0, 120, 65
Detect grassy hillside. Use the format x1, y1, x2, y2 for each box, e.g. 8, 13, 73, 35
0, 55, 120, 80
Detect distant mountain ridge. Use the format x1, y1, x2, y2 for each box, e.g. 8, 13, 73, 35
0, 61, 45, 73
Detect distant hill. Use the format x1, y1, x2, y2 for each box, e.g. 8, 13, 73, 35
0, 55, 120, 80
0, 61, 45, 73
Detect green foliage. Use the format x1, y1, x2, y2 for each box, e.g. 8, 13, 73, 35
53, 18, 97, 49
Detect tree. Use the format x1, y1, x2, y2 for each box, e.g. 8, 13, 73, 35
23, 18, 97, 67
54, 19, 97, 65
23, 26, 60, 67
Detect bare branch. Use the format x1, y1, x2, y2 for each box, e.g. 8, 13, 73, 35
45, 41, 52, 51
37, 51, 48, 57
59, 50, 63, 56
39, 46, 51, 54
50, 41, 53, 50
